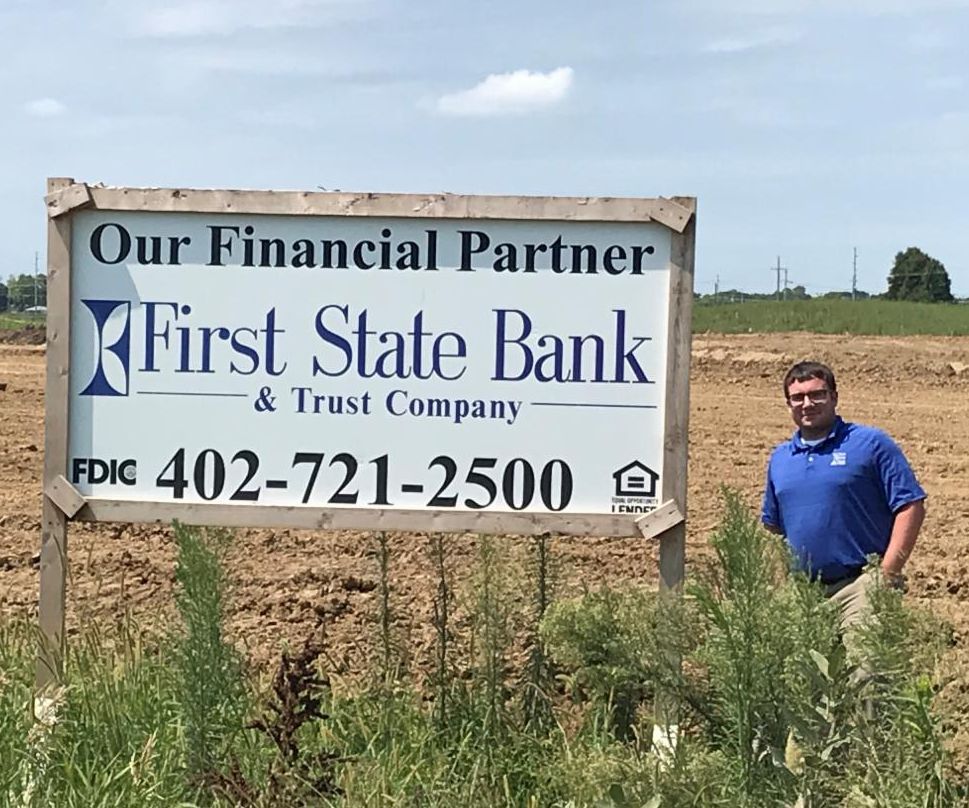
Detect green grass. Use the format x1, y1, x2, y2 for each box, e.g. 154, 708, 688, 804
0, 311, 45, 329
693, 299, 969, 335
5, 299, 969, 336
1, 510, 964, 806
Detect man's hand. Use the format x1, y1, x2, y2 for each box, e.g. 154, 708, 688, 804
881, 499, 925, 582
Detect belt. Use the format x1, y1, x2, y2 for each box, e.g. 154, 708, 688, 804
819, 566, 864, 587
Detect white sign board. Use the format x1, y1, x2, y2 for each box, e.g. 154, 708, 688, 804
68, 211, 671, 521
38, 182, 694, 690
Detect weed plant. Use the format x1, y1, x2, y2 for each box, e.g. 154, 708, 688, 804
468, 534, 514, 740
427, 532, 454, 730
172, 522, 248, 787
520, 533, 558, 733
542, 491, 961, 806
0, 508, 962, 806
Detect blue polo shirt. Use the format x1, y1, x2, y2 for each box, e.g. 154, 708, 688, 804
762, 417, 925, 582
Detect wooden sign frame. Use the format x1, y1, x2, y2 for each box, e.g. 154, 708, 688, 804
37, 178, 695, 689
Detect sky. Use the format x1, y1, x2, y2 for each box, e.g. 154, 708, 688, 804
3, 0, 969, 296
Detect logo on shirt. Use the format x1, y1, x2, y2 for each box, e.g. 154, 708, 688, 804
831, 451, 847, 466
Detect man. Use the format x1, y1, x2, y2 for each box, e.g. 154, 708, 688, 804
762, 361, 925, 630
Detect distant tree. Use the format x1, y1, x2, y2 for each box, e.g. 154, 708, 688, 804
0, 281, 7, 312
885, 247, 953, 302
6, 274, 46, 311
787, 285, 811, 300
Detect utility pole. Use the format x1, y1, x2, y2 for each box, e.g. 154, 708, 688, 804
34, 251, 39, 309
771, 256, 787, 301
714, 274, 720, 303
852, 247, 858, 301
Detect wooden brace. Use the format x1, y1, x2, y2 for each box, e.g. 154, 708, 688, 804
46, 182, 92, 218
44, 475, 87, 519
635, 499, 686, 540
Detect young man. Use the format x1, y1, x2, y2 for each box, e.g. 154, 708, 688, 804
762, 361, 925, 626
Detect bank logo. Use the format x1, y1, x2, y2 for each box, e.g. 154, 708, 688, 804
80, 299, 131, 397
613, 460, 659, 498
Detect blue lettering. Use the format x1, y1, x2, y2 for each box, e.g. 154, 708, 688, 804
139, 302, 286, 375
312, 306, 467, 380
312, 304, 353, 377
141, 302, 178, 372
386, 389, 408, 415
492, 308, 652, 384
230, 328, 259, 375
492, 309, 533, 381
612, 310, 650, 383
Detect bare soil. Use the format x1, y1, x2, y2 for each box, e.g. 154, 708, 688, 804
3, 334, 969, 761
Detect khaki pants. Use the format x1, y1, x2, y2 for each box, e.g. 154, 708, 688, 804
825, 570, 881, 688
825, 570, 874, 650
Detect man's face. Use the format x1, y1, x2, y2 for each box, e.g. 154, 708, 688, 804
786, 376, 838, 438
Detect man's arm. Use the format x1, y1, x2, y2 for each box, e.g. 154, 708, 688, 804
761, 458, 783, 535
881, 499, 925, 578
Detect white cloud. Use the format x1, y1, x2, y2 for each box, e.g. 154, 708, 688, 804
436, 67, 573, 117
25, 98, 66, 117
133, 0, 366, 37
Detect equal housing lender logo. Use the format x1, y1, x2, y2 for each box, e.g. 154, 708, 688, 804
611, 459, 659, 513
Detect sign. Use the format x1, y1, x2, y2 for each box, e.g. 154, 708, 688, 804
38, 181, 694, 689
68, 210, 676, 524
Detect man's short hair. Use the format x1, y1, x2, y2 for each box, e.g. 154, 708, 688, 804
783, 361, 837, 399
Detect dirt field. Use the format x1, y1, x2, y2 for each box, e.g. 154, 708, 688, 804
3, 334, 969, 759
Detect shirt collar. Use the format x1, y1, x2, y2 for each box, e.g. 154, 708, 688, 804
790, 416, 845, 453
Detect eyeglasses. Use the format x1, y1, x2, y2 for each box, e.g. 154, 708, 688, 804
787, 390, 831, 406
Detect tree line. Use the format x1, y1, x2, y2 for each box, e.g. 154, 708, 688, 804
0, 274, 47, 312
0, 247, 956, 313
699, 246, 956, 304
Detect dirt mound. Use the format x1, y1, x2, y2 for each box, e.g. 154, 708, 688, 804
0, 327, 45, 345
693, 333, 969, 387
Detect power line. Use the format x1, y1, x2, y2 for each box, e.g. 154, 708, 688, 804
852, 247, 858, 301
770, 256, 788, 301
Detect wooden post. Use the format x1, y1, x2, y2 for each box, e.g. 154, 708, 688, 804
651, 202, 695, 758
36, 177, 74, 693
658, 202, 695, 594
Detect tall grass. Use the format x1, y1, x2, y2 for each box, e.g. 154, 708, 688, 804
1, 620, 192, 807
0, 506, 962, 806
694, 298, 969, 335
172, 522, 247, 785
